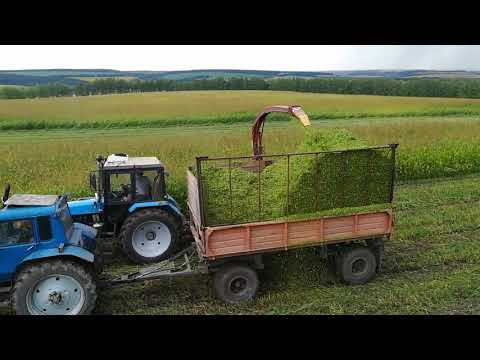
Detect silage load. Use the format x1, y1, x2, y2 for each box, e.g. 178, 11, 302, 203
200, 128, 393, 226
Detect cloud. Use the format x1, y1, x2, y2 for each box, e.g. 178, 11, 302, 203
0, 45, 479, 71
341, 45, 480, 71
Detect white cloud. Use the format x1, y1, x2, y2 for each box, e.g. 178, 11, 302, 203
0, 45, 479, 71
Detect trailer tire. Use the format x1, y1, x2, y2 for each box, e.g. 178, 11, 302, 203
120, 208, 179, 264
336, 246, 377, 285
12, 259, 96, 315
213, 264, 259, 305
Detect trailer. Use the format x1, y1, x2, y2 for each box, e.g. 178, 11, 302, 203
107, 144, 397, 305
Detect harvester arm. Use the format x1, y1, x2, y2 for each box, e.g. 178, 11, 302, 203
252, 105, 311, 158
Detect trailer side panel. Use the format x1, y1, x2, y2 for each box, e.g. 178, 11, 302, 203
187, 171, 202, 229
202, 210, 393, 259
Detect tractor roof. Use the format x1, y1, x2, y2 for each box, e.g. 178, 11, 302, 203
103, 156, 164, 170
4, 194, 60, 207
0, 195, 61, 221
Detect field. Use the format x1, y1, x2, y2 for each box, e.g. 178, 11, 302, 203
0, 85, 26, 89
71, 76, 139, 82
92, 174, 480, 314
2, 91, 480, 130
3, 116, 480, 207
1, 90, 480, 314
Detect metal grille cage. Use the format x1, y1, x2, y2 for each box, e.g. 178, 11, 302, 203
196, 144, 397, 227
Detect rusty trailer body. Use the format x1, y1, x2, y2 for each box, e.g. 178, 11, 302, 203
180, 145, 397, 303
187, 145, 397, 259
189, 196, 393, 261
109, 145, 397, 305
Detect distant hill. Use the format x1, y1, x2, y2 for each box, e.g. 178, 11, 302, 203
2, 68, 480, 86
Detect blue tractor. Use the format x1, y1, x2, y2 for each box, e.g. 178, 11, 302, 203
0, 186, 99, 315
68, 154, 187, 264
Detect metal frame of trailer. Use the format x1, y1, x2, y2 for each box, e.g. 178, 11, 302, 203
100, 145, 397, 305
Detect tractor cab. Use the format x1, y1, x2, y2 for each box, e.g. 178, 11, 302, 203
94, 154, 168, 204
69, 154, 185, 264
87, 154, 174, 222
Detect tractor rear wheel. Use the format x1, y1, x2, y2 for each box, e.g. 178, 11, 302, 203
119, 208, 179, 264
12, 259, 96, 315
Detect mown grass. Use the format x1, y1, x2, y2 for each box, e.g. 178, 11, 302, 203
2, 91, 480, 130
87, 174, 480, 314
4, 173, 478, 315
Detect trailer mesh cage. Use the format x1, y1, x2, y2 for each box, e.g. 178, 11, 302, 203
193, 144, 397, 227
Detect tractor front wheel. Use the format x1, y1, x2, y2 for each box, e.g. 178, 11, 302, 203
119, 208, 179, 264
12, 259, 97, 315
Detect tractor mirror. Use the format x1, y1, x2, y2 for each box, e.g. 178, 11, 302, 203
89, 173, 97, 191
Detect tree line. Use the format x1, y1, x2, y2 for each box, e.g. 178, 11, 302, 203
3, 76, 480, 99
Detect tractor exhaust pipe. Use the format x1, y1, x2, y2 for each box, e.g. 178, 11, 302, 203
96, 155, 106, 170
2, 183, 10, 207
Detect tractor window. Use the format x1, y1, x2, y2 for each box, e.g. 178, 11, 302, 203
110, 173, 131, 192
38, 216, 53, 241
109, 173, 132, 201
134, 170, 156, 201
0, 220, 34, 247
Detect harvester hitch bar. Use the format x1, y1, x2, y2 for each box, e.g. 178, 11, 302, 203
99, 244, 199, 288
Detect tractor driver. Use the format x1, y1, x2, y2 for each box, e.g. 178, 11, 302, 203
135, 171, 152, 201
121, 172, 152, 202
11, 220, 34, 244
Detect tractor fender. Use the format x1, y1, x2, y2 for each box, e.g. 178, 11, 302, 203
20, 245, 95, 266
128, 201, 184, 221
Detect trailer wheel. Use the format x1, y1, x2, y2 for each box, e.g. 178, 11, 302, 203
336, 246, 377, 285
119, 208, 179, 264
213, 264, 259, 305
12, 259, 97, 315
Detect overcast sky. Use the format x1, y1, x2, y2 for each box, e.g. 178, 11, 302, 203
0, 45, 479, 71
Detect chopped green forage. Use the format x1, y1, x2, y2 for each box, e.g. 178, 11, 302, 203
200, 128, 394, 226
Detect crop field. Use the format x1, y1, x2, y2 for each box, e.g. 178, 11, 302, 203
2, 116, 480, 208
1, 91, 480, 314
2, 91, 480, 130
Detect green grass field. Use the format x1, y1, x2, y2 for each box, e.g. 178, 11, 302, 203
4, 172, 478, 314
1, 91, 480, 314
93, 173, 480, 314
2, 90, 480, 130
2, 171, 479, 314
